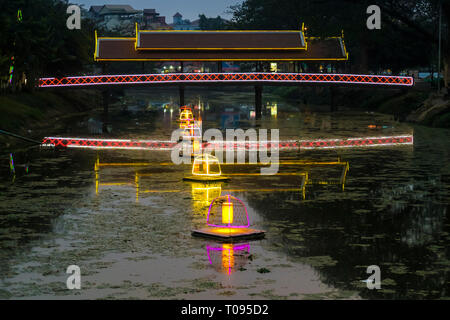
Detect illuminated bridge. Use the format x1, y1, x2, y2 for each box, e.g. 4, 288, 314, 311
38, 72, 413, 88
37, 24, 415, 120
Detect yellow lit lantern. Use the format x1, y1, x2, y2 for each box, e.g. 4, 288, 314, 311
179, 109, 193, 121
179, 107, 194, 129
271, 103, 277, 117
184, 154, 229, 182
182, 124, 202, 140
193, 139, 201, 154
193, 195, 265, 239
222, 199, 233, 224
270, 62, 277, 72
192, 154, 221, 176
180, 121, 190, 129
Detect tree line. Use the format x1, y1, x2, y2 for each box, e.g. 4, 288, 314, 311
1, 0, 448, 91
0, 0, 94, 92
227, 0, 449, 87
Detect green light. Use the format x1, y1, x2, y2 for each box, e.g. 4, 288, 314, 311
17, 9, 22, 22
9, 153, 15, 173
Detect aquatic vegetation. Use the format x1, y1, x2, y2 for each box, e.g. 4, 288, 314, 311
296, 256, 338, 268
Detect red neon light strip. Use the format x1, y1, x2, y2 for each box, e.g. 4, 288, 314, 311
38, 72, 414, 88
41, 135, 413, 150
41, 137, 176, 150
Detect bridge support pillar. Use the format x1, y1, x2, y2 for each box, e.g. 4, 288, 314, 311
255, 85, 262, 120
179, 86, 185, 106
102, 89, 110, 133
179, 61, 185, 106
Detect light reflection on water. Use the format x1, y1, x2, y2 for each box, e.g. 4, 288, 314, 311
206, 243, 251, 276
0, 88, 448, 299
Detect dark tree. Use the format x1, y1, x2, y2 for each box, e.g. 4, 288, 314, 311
199, 14, 228, 30
229, 0, 448, 84
0, 0, 95, 91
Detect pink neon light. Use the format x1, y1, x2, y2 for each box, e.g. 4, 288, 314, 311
206, 195, 250, 229
38, 72, 414, 88
204, 135, 413, 150
41, 137, 176, 150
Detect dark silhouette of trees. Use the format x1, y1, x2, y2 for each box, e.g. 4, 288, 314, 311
229, 0, 448, 85
0, 0, 95, 92
198, 14, 228, 30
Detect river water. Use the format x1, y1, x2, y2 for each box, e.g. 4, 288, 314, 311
0, 87, 449, 299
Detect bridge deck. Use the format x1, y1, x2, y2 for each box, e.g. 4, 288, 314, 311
38, 72, 414, 88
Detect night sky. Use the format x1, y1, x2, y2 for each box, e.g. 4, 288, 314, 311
75, 0, 243, 22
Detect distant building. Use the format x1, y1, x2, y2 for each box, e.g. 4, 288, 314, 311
88, 5, 141, 33
173, 12, 183, 25
89, 5, 141, 20
170, 12, 200, 30
88, 5, 172, 31
143, 8, 170, 30
143, 9, 158, 21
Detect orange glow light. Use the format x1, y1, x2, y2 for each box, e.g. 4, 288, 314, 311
192, 154, 222, 176
180, 109, 194, 121
222, 200, 234, 224
222, 244, 234, 275
208, 228, 251, 235
193, 139, 200, 153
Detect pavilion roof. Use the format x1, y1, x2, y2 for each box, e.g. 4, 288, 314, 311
94, 27, 348, 62
136, 30, 306, 50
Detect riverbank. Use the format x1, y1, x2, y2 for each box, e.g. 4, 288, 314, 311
267, 86, 450, 128
0, 90, 101, 149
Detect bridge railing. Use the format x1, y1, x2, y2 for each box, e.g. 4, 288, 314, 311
38, 72, 414, 88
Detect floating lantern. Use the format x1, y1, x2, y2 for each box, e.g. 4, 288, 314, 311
183, 154, 229, 182
208, 195, 247, 228
179, 108, 193, 121
193, 154, 221, 176
180, 105, 191, 112
206, 243, 250, 275
179, 107, 194, 129
192, 195, 265, 240
270, 103, 277, 117
180, 121, 192, 129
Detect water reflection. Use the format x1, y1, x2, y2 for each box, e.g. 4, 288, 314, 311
1, 88, 449, 299
93, 157, 350, 206
243, 149, 449, 299
206, 242, 251, 275
266, 102, 277, 118
191, 182, 222, 212
374, 179, 447, 247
